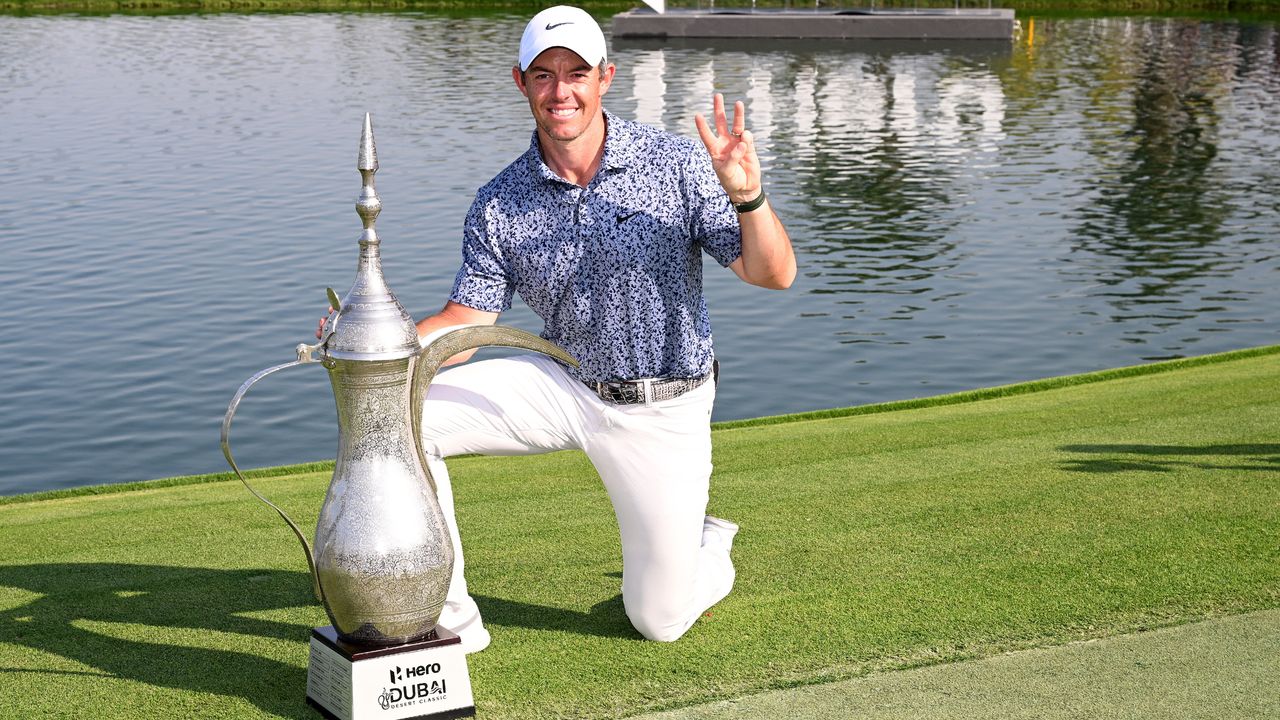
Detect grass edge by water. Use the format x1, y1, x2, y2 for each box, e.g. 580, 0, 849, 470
5, 343, 1277, 506
714, 343, 1280, 428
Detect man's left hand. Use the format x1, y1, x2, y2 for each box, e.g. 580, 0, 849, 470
695, 93, 762, 204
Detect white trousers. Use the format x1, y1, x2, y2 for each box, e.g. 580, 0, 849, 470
420, 354, 735, 643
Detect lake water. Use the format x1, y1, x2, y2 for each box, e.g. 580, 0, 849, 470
1, 13, 1277, 496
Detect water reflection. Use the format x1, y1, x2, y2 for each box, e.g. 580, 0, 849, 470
1, 15, 1277, 494
1049, 19, 1277, 355
617, 38, 1011, 346
1073, 21, 1229, 344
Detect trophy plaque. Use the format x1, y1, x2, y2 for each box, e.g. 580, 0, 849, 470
306, 626, 474, 720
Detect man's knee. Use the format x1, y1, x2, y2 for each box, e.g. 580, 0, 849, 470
625, 601, 692, 642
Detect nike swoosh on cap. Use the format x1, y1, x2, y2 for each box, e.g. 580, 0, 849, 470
546, 21, 573, 30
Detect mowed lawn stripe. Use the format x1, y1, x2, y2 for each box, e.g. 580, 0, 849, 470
636, 608, 1280, 720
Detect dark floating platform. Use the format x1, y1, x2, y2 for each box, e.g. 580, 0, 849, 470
611, 7, 1017, 41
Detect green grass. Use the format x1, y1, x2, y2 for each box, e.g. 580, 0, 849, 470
1, 346, 1277, 718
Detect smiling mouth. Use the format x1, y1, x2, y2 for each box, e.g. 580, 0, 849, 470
550, 108, 578, 117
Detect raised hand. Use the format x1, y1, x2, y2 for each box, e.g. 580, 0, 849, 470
694, 93, 762, 204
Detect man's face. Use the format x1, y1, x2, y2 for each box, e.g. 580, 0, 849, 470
514, 47, 615, 145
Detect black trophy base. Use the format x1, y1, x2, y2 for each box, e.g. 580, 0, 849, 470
305, 626, 475, 720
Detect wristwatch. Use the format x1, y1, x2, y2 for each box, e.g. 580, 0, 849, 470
734, 191, 766, 214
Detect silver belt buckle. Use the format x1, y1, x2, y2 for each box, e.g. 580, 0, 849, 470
641, 378, 654, 407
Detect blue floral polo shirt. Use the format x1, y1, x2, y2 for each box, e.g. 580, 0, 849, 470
449, 109, 743, 383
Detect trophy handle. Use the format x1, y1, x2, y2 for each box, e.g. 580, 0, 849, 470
221, 359, 328, 606
409, 325, 579, 494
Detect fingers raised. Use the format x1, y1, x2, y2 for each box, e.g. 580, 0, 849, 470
694, 112, 718, 151
732, 100, 745, 137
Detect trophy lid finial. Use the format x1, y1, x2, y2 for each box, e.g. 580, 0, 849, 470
358, 112, 378, 172
323, 113, 419, 362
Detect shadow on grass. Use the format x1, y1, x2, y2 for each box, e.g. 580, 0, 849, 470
0, 563, 316, 718
475, 592, 638, 640
1060, 444, 1280, 473
0, 563, 640, 715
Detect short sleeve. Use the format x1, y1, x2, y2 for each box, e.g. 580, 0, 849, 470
684, 144, 743, 267
449, 197, 515, 313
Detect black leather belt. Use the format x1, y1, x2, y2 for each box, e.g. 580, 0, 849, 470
585, 361, 718, 406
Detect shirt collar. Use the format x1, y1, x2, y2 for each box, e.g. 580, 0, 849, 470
600, 109, 639, 172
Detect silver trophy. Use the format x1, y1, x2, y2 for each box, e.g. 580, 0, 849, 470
221, 114, 575, 647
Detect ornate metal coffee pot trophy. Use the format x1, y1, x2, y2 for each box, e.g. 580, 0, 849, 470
221, 115, 574, 719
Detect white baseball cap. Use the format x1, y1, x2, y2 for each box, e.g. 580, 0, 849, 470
518, 6, 608, 72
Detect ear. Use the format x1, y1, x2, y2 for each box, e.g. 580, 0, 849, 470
598, 63, 617, 96
512, 65, 529, 98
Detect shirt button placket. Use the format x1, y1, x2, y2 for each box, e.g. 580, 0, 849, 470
577, 190, 591, 236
